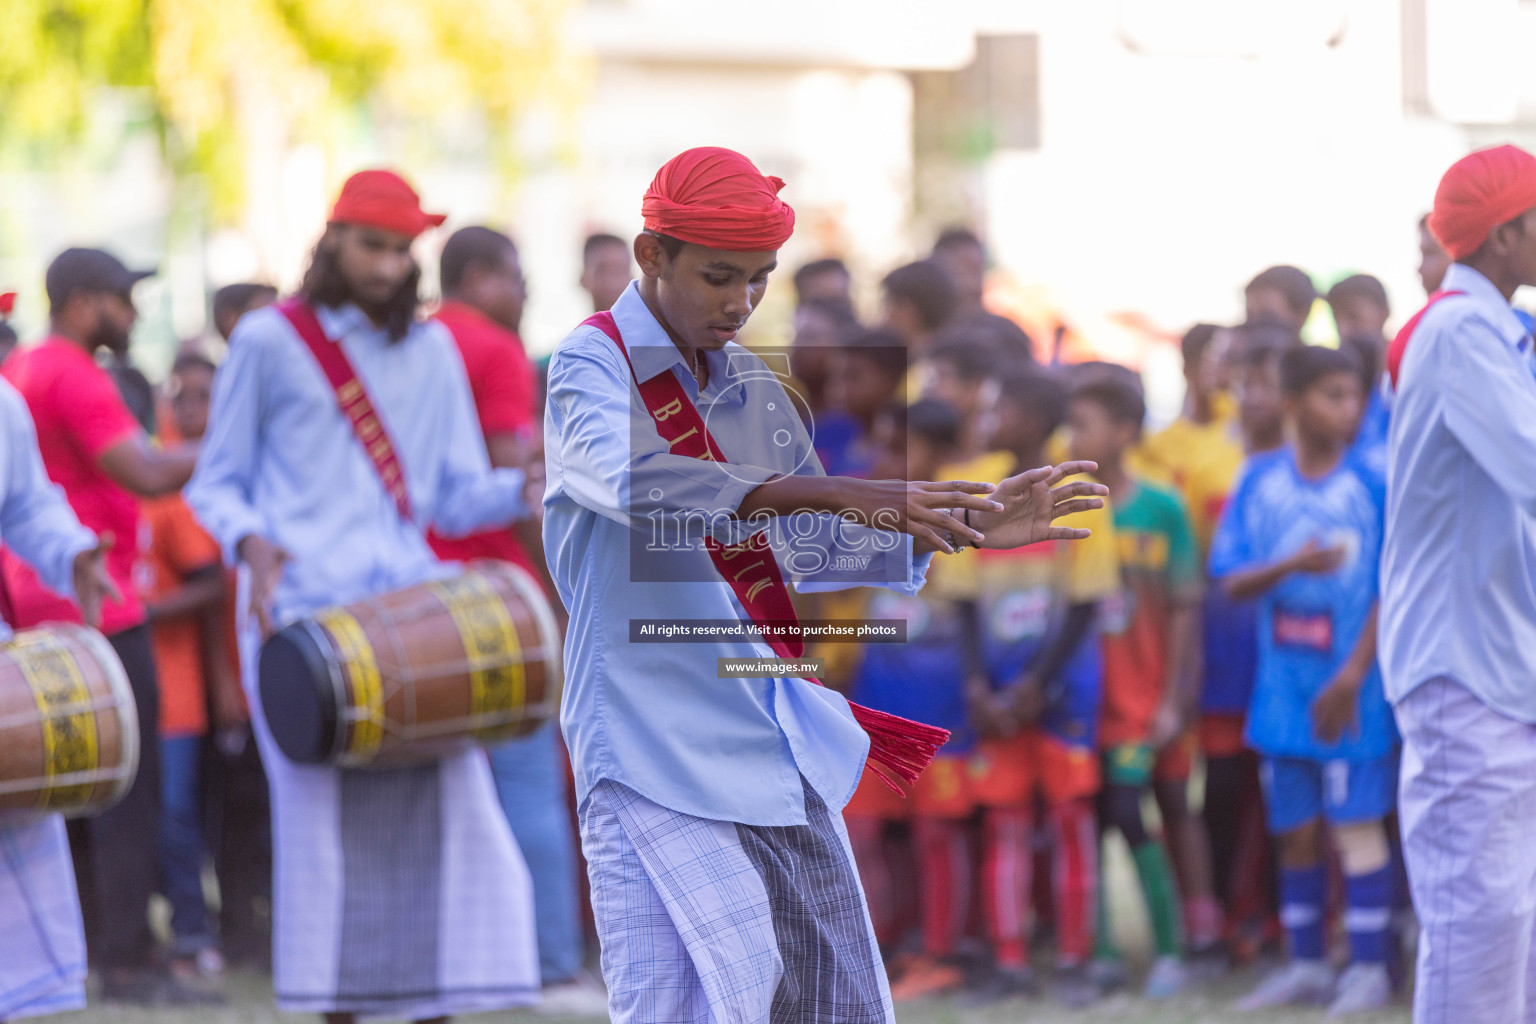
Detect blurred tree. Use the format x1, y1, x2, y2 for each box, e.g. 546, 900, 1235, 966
0, 0, 578, 223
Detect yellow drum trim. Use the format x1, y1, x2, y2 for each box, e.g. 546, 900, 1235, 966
430, 572, 525, 740
10, 632, 100, 810
316, 607, 385, 760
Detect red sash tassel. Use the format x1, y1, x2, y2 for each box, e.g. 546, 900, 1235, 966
582, 312, 949, 793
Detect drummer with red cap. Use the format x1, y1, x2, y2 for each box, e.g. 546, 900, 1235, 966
1381, 144, 1536, 1024
186, 169, 541, 1023
541, 146, 1106, 1023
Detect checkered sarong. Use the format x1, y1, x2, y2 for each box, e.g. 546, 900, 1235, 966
0, 816, 86, 1021
581, 775, 893, 1023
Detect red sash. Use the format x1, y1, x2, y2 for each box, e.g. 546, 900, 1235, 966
582, 312, 949, 793
278, 298, 413, 521
1386, 290, 1464, 391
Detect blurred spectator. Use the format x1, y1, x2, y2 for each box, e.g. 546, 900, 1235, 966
881, 259, 958, 356
793, 257, 852, 307
580, 232, 632, 313
212, 283, 278, 343
790, 295, 860, 421
1244, 266, 1316, 331
0, 321, 16, 366
1417, 214, 1450, 296
142, 354, 240, 988
824, 327, 907, 477
931, 227, 987, 314
2, 247, 202, 1005
428, 225, 605, 1016
1327, 274, 1390, 347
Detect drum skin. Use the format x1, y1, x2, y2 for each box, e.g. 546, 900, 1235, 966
260, 562, 562, 768
0, 624, 140, 824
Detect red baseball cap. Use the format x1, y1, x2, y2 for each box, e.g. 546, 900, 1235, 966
329, 170, 447, 240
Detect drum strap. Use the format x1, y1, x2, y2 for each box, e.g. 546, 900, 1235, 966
278, 298, 414, 522
581, 311, 948, 793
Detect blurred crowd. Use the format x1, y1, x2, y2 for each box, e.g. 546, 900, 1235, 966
0, 204, 1456, 1016
783, 221, 1458, 1014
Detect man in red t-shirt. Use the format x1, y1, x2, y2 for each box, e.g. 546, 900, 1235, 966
427, 226, 538, 574
427, 226, 603, 1013
1, 247, 207, 1005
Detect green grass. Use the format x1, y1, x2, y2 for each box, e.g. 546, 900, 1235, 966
53, 965, 1411, 1024
58, 840, 1412, 1023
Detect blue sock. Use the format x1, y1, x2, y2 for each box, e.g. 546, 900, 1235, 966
1279, 864, 1326, 961
1345, 865, 1393, 966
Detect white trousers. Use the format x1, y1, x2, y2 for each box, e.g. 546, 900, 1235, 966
1398, 676, 1536, 1024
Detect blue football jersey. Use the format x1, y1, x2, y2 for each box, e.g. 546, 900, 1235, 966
1209, 447, 1396, 760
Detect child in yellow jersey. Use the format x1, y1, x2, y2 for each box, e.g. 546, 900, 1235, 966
1069, 375, 1210, 999
930, 367, 1117, 1008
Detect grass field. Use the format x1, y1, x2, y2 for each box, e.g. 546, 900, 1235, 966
53, 964, 1412, 1024
57, 840, 1412, 1024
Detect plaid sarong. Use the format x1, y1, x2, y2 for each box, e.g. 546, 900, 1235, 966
581, 775, 893, 1023
0, 816, 86, 1021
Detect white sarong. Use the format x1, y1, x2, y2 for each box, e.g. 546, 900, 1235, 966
580, 774, 894, 1024
246, 649, 540, 1019
1399, 675, 1536, 1024
0, 815, 86, 1021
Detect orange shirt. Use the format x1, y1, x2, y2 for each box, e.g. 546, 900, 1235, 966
140, 494, 222, 737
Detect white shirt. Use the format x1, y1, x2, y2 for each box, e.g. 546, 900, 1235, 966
1381, 262, 1536, 721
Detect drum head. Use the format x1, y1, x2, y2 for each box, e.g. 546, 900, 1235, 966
259, 624, 336, 765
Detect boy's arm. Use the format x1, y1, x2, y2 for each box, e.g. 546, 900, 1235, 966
200, 592, 247, 732
144, 563, 226, 624
1219, 539, 1344, 601
1152, 598, 1201, 746
1311, 602, 1379, 744
1009, 600, 1098, 721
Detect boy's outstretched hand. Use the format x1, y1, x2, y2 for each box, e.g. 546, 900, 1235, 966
966, 462, 1108, 550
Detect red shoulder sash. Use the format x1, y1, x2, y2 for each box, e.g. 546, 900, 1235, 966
1386, 289, 1464, 391
279, 298, 413, 521
582, 311, 948, 792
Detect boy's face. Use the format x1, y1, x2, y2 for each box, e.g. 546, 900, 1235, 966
1419, 224, 1450, 296
581, 241, 632, 312
1246, 286, 1304, 330
829, 352, 898, 421
1067, 397, 1133, 468
982, 392, 1040, 455
1332, 297, 1389, 343
169, 365, 214, 441
1289, 369, 1363, 447
1237, 355, 1284, 441
639, 236, 776, 353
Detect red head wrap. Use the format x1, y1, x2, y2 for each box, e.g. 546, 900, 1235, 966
642, 147, 795, 252
1429, 145, 1536, 262
329, 170, 447, 240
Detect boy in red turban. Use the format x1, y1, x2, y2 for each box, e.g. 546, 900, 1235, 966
1382, 144, 1536, 1024
542, 146, 1107, 1022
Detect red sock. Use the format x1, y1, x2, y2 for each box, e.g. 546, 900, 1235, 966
914, 816, 970, 958
1049, 797, 1099, 965
847, 816, 897, 948
982, 806, 1034, 967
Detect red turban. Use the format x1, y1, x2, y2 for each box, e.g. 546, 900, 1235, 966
330, 170, 447, 240
1429, 145, 1536, 261
642, 147, 795, 252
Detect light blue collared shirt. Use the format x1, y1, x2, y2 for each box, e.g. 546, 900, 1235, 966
1382, 263, 1536, 721
185, 303, 526, 622
543, 282, 932, 826
0, 379, 95, 638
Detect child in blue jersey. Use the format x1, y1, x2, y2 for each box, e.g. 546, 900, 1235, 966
1210, 345, 1395, 1016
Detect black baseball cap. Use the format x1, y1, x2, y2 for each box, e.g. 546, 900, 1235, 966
45, 248, 156, 311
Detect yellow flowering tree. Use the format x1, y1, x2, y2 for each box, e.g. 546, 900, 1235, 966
0, 0, 578, 222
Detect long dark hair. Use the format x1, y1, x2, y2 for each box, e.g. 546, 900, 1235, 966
299, 226, 421, 342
